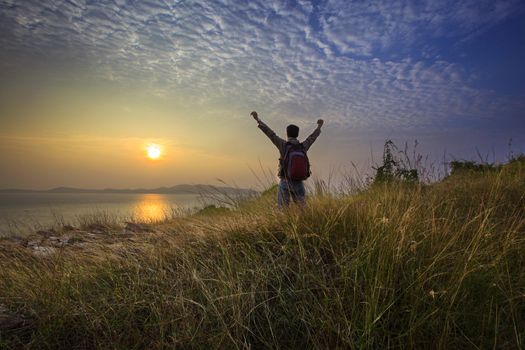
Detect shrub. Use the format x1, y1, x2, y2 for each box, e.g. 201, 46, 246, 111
373, 140, 419, 184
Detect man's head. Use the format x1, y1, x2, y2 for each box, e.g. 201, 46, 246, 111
286, 124, 299, 138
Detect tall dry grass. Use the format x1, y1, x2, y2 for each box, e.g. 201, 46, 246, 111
0, 159, 524, 349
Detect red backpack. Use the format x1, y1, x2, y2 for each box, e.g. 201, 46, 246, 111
281, 143, 311, 180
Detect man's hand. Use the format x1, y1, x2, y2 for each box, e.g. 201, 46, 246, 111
251, 111, 259, 122
317, 119, 324, 129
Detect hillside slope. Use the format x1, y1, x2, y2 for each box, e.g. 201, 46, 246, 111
1, 159, 524, 349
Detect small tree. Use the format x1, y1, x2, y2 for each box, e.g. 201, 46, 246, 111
373, 140, 419, 184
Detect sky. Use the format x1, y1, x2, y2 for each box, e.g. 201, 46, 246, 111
0, 0, 524, 190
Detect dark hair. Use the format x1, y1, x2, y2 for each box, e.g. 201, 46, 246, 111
286, 124, 299, 138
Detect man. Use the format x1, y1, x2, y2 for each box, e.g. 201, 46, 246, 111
251, 111, 324, 207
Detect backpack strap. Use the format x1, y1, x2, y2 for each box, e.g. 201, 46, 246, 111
279, 142, 293, 178
282, 142, 293, 161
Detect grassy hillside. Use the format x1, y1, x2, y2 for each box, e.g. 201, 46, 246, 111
1, 158, 524, 349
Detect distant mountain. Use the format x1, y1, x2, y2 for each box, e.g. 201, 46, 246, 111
0, 185, 257, 195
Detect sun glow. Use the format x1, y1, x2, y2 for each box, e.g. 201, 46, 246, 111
146, 144, 162, 160
134, 194, 170, 221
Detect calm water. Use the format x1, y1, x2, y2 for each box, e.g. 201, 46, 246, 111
0, 192, 207, 236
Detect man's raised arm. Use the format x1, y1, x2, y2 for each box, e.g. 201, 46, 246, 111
251, 111, 285, 150
302, 119, 323, 151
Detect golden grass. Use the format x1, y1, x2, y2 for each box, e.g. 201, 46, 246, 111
0, 159, 524, 349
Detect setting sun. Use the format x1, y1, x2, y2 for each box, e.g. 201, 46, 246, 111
146, 144, 162, 160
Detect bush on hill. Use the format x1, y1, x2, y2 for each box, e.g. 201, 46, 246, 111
373, 140, 419, 184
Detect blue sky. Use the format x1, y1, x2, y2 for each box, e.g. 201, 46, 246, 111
0, 0, 524, 188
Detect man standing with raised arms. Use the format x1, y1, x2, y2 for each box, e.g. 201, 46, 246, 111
251, 111, 324, 207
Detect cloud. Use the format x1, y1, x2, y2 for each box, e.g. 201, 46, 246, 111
0, 0, 523, 133
319, 0, 525, 56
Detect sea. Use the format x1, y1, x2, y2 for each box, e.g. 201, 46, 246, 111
0, 192, 209, 237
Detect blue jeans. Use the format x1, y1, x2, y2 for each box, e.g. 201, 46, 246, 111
278, 179, 306, 208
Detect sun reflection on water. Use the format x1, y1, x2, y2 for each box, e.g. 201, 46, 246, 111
132, 194, 174, 222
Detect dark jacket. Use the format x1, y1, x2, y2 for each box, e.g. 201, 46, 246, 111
257, 120, 321, 179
